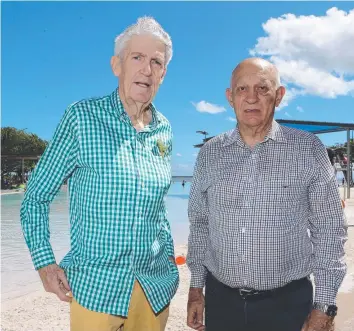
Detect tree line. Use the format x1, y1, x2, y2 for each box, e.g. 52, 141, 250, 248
1, 126, 353, 189
1, 127, 47, 188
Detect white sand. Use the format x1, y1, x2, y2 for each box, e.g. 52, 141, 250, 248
2, 201, 354, 331
0, 245, 190, 331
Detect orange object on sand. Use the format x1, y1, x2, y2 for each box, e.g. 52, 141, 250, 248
175, 255, 186, 265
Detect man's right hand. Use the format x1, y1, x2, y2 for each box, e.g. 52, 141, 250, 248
38, 264, 72, 302
187, 287, 205, 331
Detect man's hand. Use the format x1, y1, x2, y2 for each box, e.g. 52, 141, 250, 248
187, 288, 205, 331
38, 264, 72, 302
301, 309, 335, 331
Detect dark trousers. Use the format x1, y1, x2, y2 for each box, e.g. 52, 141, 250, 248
205, 272, 313, 331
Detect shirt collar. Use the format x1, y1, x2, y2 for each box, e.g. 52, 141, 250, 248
222, 120, 287, 147
109, 88, 161, 126
266, 120, 287, 143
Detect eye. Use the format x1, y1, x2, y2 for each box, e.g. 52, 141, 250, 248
237, 86, 246, 92
257, 86, 269, 93
152, 59, 163, 67
133, 55, 142, 61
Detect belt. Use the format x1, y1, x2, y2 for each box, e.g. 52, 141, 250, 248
238, 288, 272, 300
237, 277, 308, 300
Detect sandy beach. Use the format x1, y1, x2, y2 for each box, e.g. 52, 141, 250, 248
0, 245, 190, 331
2, 231, 354, 331
1, 195, 354, 331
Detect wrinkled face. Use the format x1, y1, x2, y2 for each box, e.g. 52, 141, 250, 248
111, 34, 166, 106
226, 62, 285, 129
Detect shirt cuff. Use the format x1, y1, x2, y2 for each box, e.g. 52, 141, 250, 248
314, 286, 338, 306
30, 244, 56, 270
190, 267, 207, 288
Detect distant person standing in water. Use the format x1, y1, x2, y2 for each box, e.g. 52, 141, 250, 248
187, 57, 347, 331
20, 17, 178, 331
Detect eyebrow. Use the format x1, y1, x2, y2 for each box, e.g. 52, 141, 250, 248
131, 52, 145, 56
130, 52, 164, 62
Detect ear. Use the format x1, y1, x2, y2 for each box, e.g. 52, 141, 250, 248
226, 88, 233, 107
275, 86, 286, 107
111, 56, 122, 77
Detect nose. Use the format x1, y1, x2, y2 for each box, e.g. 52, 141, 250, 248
141, 62, 152, 76
245, 88, 258, 103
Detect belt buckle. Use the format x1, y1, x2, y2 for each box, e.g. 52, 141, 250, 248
239, 288, 254, 299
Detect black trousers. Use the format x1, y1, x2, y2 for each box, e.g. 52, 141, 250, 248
205, 272, 313, 331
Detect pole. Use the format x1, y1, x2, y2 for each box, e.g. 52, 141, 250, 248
347, 129, 351, 199
22, 158, 25, 183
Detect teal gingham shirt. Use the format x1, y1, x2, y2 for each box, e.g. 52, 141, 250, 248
20, 89, 179, 316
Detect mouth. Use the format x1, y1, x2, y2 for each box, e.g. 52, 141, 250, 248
135, 82, 151, 88
244, 109, 260, 113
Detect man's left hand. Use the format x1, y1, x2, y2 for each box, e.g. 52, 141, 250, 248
301, 309, 335, 331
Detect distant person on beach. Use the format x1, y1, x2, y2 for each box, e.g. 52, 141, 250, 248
20, 17, 178, 331
187, 58, 347, 331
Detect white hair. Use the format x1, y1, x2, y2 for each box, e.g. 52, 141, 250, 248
114, 16, 173, 67
273, 67, 281, 88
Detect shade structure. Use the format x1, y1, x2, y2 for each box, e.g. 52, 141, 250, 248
276, 119, 354, 134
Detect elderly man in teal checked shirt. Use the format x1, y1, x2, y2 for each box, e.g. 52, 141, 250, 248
20, 16, 179, 331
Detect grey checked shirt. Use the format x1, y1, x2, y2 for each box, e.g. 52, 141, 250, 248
187, 121, 347, 305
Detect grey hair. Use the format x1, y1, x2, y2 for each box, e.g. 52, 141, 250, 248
273, 67, 281, 88
114, 16, 173, 67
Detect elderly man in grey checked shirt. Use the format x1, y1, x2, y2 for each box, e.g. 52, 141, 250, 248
186, 58, 347, 331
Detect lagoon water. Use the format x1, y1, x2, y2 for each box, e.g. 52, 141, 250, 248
2, 179, 353, 303
1, 183, 191, 303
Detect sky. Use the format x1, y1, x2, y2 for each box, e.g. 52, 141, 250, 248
2, 1, 354, 175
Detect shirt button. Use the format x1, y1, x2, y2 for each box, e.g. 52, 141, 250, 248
251, 154, 257, 160
141, 182, 144, 188
241, 228, 246, 233
241, 255, 246, 261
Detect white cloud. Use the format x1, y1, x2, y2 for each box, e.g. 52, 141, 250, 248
251, 7, 354, 106
226, 116, 237, 122
276, 87, 303, 110
192, 153, 198, 157
176, 153, 182, 157
296, 106, 304, 112
191, 101, 226, 114
284, 112, 292, 118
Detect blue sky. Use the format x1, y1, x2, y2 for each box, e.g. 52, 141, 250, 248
2, 2, 354, 175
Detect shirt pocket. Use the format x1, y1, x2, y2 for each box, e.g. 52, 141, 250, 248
205, 173, 244, 213
260, 178, 303, 207
146, 150, 171, 191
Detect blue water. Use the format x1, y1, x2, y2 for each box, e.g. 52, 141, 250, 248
0, 183, 190, 302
